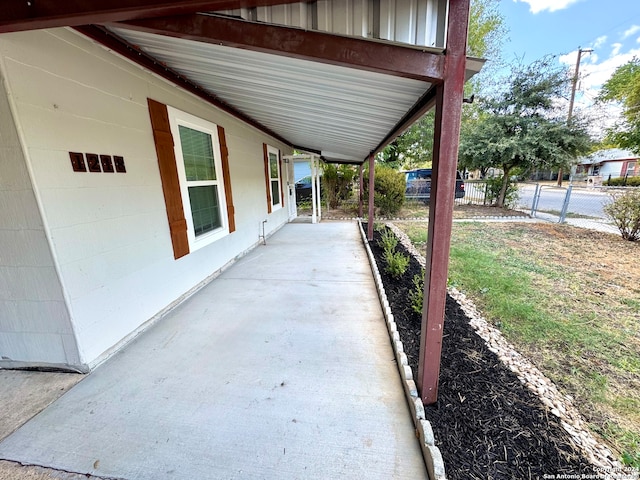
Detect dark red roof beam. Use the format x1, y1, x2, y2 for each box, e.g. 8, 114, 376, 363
0, 0, 305, 34
116, 14, 446, 82
74, 25, 293, 147
370, 85, 439, 161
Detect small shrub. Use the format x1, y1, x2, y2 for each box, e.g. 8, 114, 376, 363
409, 269, 425, 314
377, 229, 398, 252
603, 190, 640, 241
364, 165, 406, 216
383, 250, 409, 278
622, 450, 640, 469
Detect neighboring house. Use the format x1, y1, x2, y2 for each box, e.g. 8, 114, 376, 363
574, 148, 638, 180
0, 0, 480, 401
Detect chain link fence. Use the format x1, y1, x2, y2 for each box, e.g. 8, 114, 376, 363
455, 179, 626, 234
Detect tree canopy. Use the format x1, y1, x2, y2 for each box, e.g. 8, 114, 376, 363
458, 58, 592, 206
597, 58, 640, 154
378, 0, 506, 170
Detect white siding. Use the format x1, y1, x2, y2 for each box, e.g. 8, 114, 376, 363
0, 28, 291, 367
227, 0, 446, 47
0, 71, 81, 369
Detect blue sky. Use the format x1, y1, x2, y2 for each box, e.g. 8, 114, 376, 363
495, 0, 640, 134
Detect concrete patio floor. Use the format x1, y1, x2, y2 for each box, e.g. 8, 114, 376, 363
0, 222, 427, 479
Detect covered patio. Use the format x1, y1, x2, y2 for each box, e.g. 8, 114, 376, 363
0, 222, 428, 479
0, 0, 482, 436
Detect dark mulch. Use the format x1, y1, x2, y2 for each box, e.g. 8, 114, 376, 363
367, 225, 596, 480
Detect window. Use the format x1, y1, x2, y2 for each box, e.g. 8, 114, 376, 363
269, 150, 281, 207
168, 107, 229, 250
626, 162, 636, 177
263, 144, 283, 212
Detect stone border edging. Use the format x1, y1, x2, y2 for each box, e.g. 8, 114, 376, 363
357, 220, 446, 480
386, 221, 626, 473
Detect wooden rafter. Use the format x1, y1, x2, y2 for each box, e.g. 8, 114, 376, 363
115, 14, 445, 82
0, 0, 304, 33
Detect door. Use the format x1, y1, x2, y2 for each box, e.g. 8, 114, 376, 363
286, 159, 297, 221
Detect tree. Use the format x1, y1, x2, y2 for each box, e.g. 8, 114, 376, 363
379, 0, 506, 170
598, 58, 640, 154
321, 163, 356, 209
458, 58, 592, 207
378, 112, 435, 170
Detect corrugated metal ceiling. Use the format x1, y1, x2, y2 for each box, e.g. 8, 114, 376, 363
110, 26, 432, 162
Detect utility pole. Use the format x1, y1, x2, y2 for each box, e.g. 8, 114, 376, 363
558, 47, 593, 186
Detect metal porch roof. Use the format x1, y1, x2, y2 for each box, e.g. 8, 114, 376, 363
109, 25, 434, 163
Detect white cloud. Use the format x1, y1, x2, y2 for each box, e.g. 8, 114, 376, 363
611, 43, 623, 56
559, 46, 640, 92
593, 36, 607, 49
622, 25, 640, 39
513, 0, 581, 14
558, 44, 640, 137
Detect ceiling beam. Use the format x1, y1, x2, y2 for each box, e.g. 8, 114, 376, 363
74, 25, 293, 146
116, 14, 445, 82
0, 0, 304, 34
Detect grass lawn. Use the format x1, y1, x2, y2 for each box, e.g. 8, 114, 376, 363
396, 220, 640, 467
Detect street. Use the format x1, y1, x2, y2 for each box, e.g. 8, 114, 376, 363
517, 183, 610, 219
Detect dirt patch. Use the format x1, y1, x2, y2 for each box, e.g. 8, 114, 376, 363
367, 226, 597, 479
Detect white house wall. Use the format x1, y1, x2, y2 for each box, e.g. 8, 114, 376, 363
0, 28, 291, 368
0, 72, 82, 370
598, 161, 625, 179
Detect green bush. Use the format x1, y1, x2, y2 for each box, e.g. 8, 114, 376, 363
364, 165, 406, 216
622, 450, 640, 469
383, 249, 409, 278
604, 176, 640, 187
484, 176, 519, 208
409, 269, 425, 314
377, 229, 398, 252
603, 189, 640, 241
322, 163, 356, 208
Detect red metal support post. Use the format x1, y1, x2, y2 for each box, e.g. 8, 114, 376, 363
358, 164, 364, 218
367, 155, 375, 241
417, 0, 470, 405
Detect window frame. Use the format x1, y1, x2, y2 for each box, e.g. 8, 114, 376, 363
266, 144, 282, 211
167, 106, 229, 251
626, 161, 636, 177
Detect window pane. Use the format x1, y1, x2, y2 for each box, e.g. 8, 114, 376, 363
179, 125, 216, 181
269, 152, 279, 179
188, 185, 221, 236
271, 180, 280, 205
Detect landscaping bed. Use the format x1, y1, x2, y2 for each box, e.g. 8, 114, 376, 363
367, 225, 599, 479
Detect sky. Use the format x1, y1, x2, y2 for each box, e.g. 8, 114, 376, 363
495, 0, 640, 136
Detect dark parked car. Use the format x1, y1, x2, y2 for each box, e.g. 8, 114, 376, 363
295, 176, 321, 202
404, 168, 465, 202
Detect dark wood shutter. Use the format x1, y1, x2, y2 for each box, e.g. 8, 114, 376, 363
218, 125, 235, 233
263, 143, 272, 214
147, 98, 189, 259
278, 153, 285, 208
